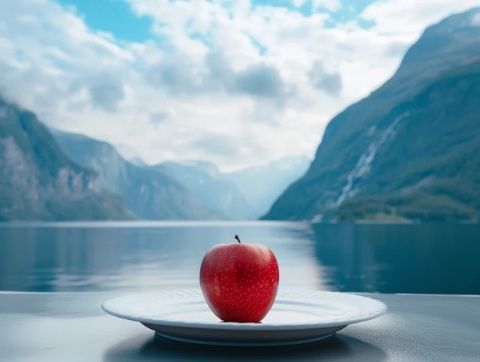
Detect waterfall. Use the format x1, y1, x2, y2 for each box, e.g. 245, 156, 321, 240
333, 113, 407, 207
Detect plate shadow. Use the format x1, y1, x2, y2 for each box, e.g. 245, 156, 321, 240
103, 332, 387, 361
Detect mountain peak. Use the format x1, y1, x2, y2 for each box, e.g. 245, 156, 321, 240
398, 7, 480, 78
433, 7, 480, 30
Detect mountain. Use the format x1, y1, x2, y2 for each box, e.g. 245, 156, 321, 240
155, 157, 310, 219
0, 98, 130, 221
53, 131, 217, 220
156, 161, 256, 219
54, 130, 310, 220
223, 156, 311, 217
264, 8, 480, 222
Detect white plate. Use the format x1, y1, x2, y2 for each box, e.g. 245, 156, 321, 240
102, 289, 386, 346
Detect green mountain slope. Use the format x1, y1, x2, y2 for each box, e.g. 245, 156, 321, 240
0, 98, 130, 221
264, 8, 480, 222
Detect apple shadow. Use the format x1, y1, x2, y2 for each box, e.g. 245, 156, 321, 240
102, 333, 387, 362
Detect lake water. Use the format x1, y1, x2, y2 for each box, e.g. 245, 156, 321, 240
0, 222, 479, 294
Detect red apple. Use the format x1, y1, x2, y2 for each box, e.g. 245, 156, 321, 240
200, 235, 279, 323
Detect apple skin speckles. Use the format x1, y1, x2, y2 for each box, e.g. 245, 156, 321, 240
199, 241, 279, 323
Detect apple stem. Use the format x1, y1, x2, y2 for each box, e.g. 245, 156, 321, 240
234, 234, 241, 243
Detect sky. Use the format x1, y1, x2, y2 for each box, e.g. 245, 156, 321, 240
0, 0, 479, 170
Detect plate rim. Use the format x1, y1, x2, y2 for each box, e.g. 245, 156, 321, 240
102, 288, 387, 331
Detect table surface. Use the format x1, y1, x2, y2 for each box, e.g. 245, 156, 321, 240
0, 291, 479, 362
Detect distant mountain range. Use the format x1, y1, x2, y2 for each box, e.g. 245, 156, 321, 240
0, 98, 130, 221
223, 156, 310, 217
155, 161, 256, 219
54, 129, 309, 220
157, 157, 310, 219
264, 8, 480, 222
53, 130, 217, 220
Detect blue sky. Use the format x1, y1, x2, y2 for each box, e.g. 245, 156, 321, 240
1, 0, 478, 170
58, 0, 153, 42
57, 0, 377, 42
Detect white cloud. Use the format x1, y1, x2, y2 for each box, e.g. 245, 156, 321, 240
312, 0, 341, 12
0, 0, 478, 171
292, 0, 307, 8
361, 0, 480, 37
309, 61, 342, 96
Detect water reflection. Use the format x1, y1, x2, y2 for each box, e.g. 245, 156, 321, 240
0, 222, 478, 294
312, 223, 480, 293
0, 222, 326, 292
